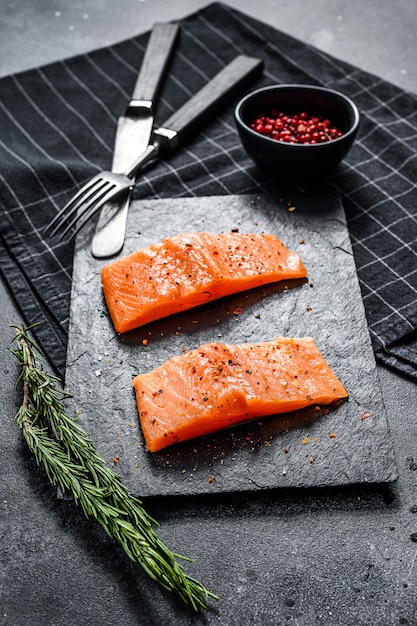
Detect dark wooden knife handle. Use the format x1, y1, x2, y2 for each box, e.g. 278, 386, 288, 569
130, 22, 179, 105
158, 55, 263, 147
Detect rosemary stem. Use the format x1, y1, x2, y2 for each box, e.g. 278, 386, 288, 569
10, 324, 218, 611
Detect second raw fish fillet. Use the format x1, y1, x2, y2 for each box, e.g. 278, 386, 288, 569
133, 337, 348, 452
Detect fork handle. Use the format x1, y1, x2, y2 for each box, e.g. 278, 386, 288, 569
154, 55, 263, 149
129, 22, 179, 106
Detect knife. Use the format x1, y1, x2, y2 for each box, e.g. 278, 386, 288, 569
90, 54, 263, 256
91, 22, 179, 258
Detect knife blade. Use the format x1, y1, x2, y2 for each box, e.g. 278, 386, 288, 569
91, 22, 179, 258
81, 55, 263, 253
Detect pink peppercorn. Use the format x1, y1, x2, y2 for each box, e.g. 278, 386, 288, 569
250, 110, 343, 144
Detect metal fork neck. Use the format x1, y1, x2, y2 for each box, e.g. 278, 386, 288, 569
124, 143, 158, 178
123, 127, 178, 178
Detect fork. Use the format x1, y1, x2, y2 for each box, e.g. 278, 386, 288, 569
45, 143, 158, 240
45, 55, 263, 242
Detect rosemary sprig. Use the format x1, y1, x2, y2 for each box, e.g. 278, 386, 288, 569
10, 324, 217, 611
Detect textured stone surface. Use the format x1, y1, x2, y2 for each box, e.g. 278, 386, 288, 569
66, 189, 397, 496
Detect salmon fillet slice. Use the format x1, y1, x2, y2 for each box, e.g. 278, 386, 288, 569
101, 232, 307, 333
133, 337, 348, 452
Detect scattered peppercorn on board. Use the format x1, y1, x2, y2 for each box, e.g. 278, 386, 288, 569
65, 189, 398, 497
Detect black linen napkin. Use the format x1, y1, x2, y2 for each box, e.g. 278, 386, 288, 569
1, 2, 416, 381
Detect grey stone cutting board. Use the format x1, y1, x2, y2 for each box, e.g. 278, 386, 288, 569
65, 189, 398, 497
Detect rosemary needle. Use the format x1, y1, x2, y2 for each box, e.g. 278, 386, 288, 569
10, 324, 218, 611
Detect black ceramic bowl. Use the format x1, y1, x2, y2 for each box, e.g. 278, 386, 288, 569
235, 84, 360, 182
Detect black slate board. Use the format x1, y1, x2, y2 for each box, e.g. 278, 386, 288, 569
65, 189, 398, 497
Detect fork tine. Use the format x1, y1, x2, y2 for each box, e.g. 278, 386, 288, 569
58, 178, 132, 242
45, 177, 104, 236
64, 186, 131, 243
56, 180, 118, 241
50, 179, 109, 238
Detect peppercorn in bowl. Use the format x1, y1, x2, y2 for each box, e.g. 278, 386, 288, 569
234, 84, 360, 182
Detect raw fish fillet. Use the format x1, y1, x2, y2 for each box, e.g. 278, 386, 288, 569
101, 231, 307, 333
132, 337, 348, 452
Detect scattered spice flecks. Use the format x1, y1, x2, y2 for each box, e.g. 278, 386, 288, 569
207, 476, 216, 484
302, 436, 309, 445
142, 339, 149, 346
361, 411, 371, 420
329, 433, 337, 439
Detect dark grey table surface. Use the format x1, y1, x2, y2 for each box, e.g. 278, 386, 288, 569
2, 2, 417, 625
